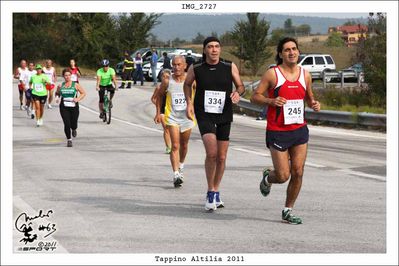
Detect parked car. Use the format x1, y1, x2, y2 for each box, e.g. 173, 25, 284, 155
142, 53, 202, 82
142, 57, 166, 82
340, 63, 365, 82
115, 47, 191, 76
297, 54, 336, 82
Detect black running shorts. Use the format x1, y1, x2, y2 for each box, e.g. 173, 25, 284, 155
266, 125, 309, 151
32, 94, 47, 104
197, 120, 231, 141
99, 85, 115, 103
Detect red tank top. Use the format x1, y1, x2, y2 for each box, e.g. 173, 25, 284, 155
266, 66, 307, 131
70, 67, 80, 82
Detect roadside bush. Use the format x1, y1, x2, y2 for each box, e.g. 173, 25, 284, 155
313, 86, 385, 114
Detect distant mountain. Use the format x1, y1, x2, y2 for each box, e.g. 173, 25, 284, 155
150, 13, 368, 41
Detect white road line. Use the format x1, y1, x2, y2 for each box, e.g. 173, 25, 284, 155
13, 196, 69, 253
232, 147, 270, 157
232, 147, 326, 168
233, 114, 386, 140
79, 105, 163, 134
338, 169, 386, 182
308, 126, 386, 140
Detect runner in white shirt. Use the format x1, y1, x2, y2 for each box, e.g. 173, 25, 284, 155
19, 62, 37, 119
43, 59, 57, 109
14, 59, 28, 110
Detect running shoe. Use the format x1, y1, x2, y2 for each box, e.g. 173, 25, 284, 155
260, 168, 272, 197
48, 104, 53, 109
165, 147, 171, 154
20, 105, 25, 110
173, 173, 183, 188
99, 112, 104, 119
67, 140, 73, 147
178, 171, 184, 180
178, 167, 184, 178
205, 191, 217, 211
72, 129, 77, 138
282, 209, 302, 225
36, 120, 40, 127
215, 191, 224, 208
39, 118, 43, 126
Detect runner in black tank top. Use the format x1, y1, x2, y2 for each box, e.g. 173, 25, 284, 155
183, 37, 246, 211
193, 59, 233, 124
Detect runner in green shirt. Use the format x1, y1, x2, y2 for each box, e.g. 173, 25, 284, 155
96, 59, 118, 119
30, 64, 50, 127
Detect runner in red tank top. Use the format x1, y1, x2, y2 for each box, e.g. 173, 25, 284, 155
251, 37, 321, 224
266, 65, 307, 131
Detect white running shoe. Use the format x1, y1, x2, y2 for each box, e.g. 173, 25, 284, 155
48, 104, 53, 109
36, 120, 40, 127
178, 167, 184, 179
215, 191, 224, 208
173, 173, 183, 188
39, 118, 43, 126
205, 191, 217, 211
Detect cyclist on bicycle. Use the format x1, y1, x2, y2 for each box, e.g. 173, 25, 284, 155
96, 59, 117, 119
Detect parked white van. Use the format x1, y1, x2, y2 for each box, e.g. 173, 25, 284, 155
297, 54, 336, 81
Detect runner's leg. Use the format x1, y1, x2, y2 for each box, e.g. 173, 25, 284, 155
168, 126, 181, 171
268, 147, 291, 184
213, 140, 229, 192
179, 129, 192, 165
202, 133, 218, 191
285, 143, 307, 208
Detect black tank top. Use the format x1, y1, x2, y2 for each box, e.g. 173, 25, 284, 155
193, 59, 233, 123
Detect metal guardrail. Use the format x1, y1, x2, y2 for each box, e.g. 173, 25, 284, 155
323, 71, 365, 88
237, 98, 386, 127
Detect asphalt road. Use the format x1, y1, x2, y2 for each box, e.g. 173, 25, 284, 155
12, 78, 386, 256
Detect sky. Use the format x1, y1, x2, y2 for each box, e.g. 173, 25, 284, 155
159, 12, 371, 19
280, 13, 370, 18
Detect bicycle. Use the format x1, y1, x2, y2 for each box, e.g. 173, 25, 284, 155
102, 89, 112, 124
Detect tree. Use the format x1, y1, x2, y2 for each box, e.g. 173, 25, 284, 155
284, 18, 293, 30
325, 32, 345, 47
219, 31, 234, 46
269, 28, 285, 46
171, 37, 187, 46
296, 24, 311, 36
231, 13, 272, 76
343, 20, 359, 26
210, 31, 218, 38
192, 32, 206, 44
13, 13, 71, 64
116, 13, 162, 54
284, 18, 295, 35
356, 13, 386, 108
13, 13, 162, 68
